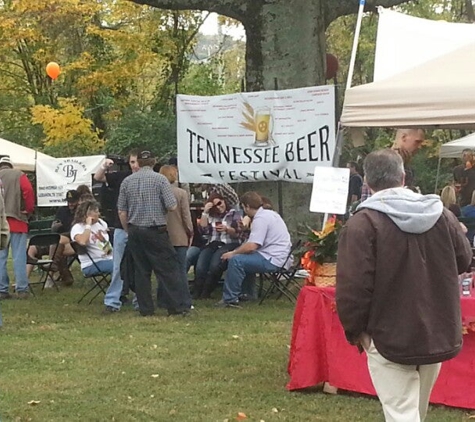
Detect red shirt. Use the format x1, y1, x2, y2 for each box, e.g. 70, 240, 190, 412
7, 173, 35, 233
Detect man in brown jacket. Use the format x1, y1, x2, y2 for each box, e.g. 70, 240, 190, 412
337, 149, 472, 422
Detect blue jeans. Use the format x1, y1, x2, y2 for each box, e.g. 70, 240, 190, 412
186, 246, 201, 273
223, 252, 278, 303
0, 232, 29, 293
82, 259, 113, 277
175, 246, 189, 286
104, 228, 127, 310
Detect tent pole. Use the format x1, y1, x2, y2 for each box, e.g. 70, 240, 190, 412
346, 0, 366, 90
434, 157, 442, 193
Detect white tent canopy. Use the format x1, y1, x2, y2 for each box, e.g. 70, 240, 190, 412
341, 42, 475, 129
439, 133, 475, 158
0, 137, 53, 172
374, 8, 475, 82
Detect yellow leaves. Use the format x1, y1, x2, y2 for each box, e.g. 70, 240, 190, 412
31, 98, 103, 153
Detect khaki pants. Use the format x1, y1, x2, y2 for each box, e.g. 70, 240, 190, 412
364, 338, 441, 422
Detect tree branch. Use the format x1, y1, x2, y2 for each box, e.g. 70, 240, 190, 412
128, 0, 249, 22
326, 0, 411, 26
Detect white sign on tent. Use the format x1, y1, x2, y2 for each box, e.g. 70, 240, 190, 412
177, 86, 335, 184
36, 155, 105, 207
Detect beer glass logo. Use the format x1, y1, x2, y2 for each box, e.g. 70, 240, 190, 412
240, 101, 274, 147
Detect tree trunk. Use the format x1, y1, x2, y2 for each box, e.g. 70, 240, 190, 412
131, 0, 411, 91
244, 0, 326, 91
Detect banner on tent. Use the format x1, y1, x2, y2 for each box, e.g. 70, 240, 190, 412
36, 155, 105, 207
177, 86, 335, 184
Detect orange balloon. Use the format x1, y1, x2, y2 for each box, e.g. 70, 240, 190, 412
46, 62, 60, 80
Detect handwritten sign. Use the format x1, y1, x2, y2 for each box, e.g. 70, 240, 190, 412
309, 167, 350, 214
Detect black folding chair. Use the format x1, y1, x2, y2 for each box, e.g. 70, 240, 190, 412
257, 240, 302, 305
27, 233, 61, 294
70, 241, 111, 304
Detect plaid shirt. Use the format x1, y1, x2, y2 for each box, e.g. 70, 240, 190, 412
200, 209, 242, 244
117, 167, 176, 227
208, 184, 239, 208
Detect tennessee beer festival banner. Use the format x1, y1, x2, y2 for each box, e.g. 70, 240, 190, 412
176, 85, 335, 184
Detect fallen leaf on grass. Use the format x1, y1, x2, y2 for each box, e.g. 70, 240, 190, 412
232, 335, 240, 339
151, 374, 159, 378
271, 408, 279, 413
150, 395, 155, 398
28, 400, 40, 406
236, 412, 247, 420
152, 344, 158, 349
169, 409, 176, 415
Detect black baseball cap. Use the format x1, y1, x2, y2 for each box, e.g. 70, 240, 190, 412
138, 150, 154, 159
65, 190, 80, 203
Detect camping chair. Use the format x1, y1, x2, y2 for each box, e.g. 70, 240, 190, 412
70, 241, 111, 304
257, 239, 302, 305
27, 233, 61, 295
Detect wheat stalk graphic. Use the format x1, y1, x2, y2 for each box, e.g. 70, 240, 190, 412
240, 101, 256, 133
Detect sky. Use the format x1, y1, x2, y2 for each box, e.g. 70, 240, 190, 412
200, 12, 246, 39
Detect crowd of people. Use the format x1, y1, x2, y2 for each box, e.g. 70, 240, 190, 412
0, 149, 293, 319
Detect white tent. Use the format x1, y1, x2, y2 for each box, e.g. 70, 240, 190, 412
341, 42, 475, 129
0, 137, 53, 172
439, 133, 475, 158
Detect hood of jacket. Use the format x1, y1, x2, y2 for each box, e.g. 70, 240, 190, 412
357, 187, 443, 234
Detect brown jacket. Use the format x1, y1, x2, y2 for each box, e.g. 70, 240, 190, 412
337, 202, 472, 366
166, 186, 193, 247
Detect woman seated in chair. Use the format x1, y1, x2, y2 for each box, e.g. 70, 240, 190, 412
193, 193, 242, 299
70, 201, 113, 276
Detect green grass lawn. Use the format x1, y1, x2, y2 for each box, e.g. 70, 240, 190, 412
0, 271, 473, 421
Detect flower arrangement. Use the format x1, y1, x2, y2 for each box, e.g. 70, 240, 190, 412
300, 216, 342, 286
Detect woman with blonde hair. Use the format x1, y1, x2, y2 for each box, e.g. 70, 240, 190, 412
440, 185, 461, 217
159, 165, 193, 293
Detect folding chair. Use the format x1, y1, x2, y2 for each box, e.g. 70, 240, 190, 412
70, 241, 111, 304
257, 240, 302, 305
27, 233, 61, 295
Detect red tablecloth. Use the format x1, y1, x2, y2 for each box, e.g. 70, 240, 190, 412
287, 286, 475, 409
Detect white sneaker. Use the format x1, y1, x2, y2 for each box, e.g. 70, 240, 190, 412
44, 277, 55, 289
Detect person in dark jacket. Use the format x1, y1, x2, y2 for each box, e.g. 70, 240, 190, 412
336, 149, 472, 422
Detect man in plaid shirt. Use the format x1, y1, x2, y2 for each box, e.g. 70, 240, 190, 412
118, 150, 192, 317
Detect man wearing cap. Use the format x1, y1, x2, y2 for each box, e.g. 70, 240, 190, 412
53, 190, 80, 234
0, 156, 35, 299
118, 150, 192, 316
93, 150, 139, 313
50, 189, 79, 285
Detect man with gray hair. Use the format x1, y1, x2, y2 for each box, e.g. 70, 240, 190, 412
336, 149, 472, 421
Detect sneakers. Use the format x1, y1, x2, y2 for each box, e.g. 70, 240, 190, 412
16, 292, 29, 300
214, 299, 242, 309
102, 306, 120, 314
0, 292, 12, 300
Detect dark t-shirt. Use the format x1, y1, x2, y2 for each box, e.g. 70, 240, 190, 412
54, 206, 75, 233
103, 171, 131, 228
453, 165, 475, 206
348, 173, 363, 205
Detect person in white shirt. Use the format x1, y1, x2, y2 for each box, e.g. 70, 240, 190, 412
70, 201, 113, 277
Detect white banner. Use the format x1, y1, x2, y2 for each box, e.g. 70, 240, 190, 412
177, 86, 335, 184
375, 8, 475, 81
36, 155, 105, 207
